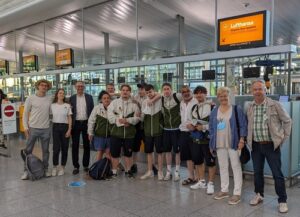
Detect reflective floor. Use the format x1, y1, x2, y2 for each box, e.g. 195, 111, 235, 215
0, 136, 299, 217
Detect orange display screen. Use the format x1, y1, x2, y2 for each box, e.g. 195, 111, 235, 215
55, 48, 73, 66
218, 11, 269, 51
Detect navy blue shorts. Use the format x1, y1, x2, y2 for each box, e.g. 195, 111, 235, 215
93, 136, 110, 151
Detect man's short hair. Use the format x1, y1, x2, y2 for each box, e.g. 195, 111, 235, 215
162, 83, 172, 89
251, 79, 265, 87
180, 85, 190, 93
120, 84, 131, 92
193, 85, 207, 94
145, 84, 154, 91
106, 83, 114, 87
35, 79, 52, 90
75, 81, 85, 86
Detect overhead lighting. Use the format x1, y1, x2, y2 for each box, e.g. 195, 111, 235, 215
0, 0, 46, 19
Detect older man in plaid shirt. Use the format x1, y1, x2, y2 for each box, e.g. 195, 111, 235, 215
247, 80, 292, 214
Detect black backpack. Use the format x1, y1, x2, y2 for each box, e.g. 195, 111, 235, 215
88, 157, 112, 180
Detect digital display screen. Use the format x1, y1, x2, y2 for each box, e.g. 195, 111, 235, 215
23, 55, 38, 72
55, 48, 74, 67
0, 60, 9, 75
202, 70, 216, 80
242, 67, 261, 78
218, 11, 270, 51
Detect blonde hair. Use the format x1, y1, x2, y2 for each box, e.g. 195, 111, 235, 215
217, 86, 230, 97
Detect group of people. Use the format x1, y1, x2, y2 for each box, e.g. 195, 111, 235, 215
20, 78, 291, 214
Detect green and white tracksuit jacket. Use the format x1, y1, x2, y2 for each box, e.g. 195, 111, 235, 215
161, 93, 182, 130
88, 103, 111, 138
107, 97, 140, 139
141, 98, 164, 137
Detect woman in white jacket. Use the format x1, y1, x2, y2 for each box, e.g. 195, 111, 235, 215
88, 91, 111, 161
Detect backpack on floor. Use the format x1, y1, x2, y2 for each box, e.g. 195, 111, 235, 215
21, 149, 45, 181
88, 157, 112, 180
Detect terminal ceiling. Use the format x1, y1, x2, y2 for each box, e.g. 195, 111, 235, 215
0, 0, 299, 67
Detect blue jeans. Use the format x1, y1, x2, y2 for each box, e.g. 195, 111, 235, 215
252, 141, 287, 203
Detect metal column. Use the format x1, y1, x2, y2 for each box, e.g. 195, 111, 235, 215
135, 0, 139, 61
53, 43, 60, 88
287, 52, 292, 97
18, 51, 25, 102
103, 32, 111, 84
177, 14, 185, 90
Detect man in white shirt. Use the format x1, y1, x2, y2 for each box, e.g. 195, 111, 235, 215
70, 81, 94, 175
21, 79, 52, 180
179, 86, 197, 185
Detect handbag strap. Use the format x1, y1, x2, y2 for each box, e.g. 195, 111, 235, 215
234, 105, 240, 138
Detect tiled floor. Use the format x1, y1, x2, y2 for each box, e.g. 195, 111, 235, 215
0, 136, 299, 217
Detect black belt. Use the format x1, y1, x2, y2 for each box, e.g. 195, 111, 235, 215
254, 141, 273, 145
75, 120, 87, 123
53, 123, 68, 125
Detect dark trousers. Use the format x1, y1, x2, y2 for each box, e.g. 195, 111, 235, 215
53, 123, 69, 166
72, 120, 90, 169
252, 141, 287, 203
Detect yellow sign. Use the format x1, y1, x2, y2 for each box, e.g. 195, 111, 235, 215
218, 11, 269, 50
55, 48, 73, 66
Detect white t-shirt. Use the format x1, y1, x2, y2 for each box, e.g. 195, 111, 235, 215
51, 103, 72, 124
179, 98, 197, 132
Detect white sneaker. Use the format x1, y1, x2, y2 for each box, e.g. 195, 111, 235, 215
250, 193, 264, 206
278, 203, 288, 213
45, 169, 51, 177
173, 170, 180, 182
206, 182, 214, 195
140, 171, 154, 180
163, 171, 172, 181
158, 171, 164, 181
52, 167, 57, 176
21, 171, 29, 180
57, 167, 65, 176
190, 180, 207, 190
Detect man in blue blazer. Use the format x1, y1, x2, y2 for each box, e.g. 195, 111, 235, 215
70, 81, 94, 175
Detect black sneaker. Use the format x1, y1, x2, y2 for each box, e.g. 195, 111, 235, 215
0, 144, 7, 149
72, 168, 79, 175
130, 164, 138, 174
152, 164, 158, 176
125, 171, 135, 178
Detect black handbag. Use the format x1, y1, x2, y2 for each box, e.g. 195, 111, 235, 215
234, 105, 250, 164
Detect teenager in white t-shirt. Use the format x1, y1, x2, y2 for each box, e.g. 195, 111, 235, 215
51, 88, 72, 176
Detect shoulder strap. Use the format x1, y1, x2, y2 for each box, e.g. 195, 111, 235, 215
234, 105, 240, 138
173, 93, 180, 105
161, 96, 165, 109
191, 104, 200, 120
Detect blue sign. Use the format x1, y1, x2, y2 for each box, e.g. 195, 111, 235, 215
68, 181, 86, 188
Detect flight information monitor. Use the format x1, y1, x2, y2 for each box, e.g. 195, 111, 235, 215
218, 10, 270, 51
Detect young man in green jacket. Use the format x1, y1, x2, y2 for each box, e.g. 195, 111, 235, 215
140, 84, 164, 180
107, 84, 140, 178
161, 83, 182, 181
